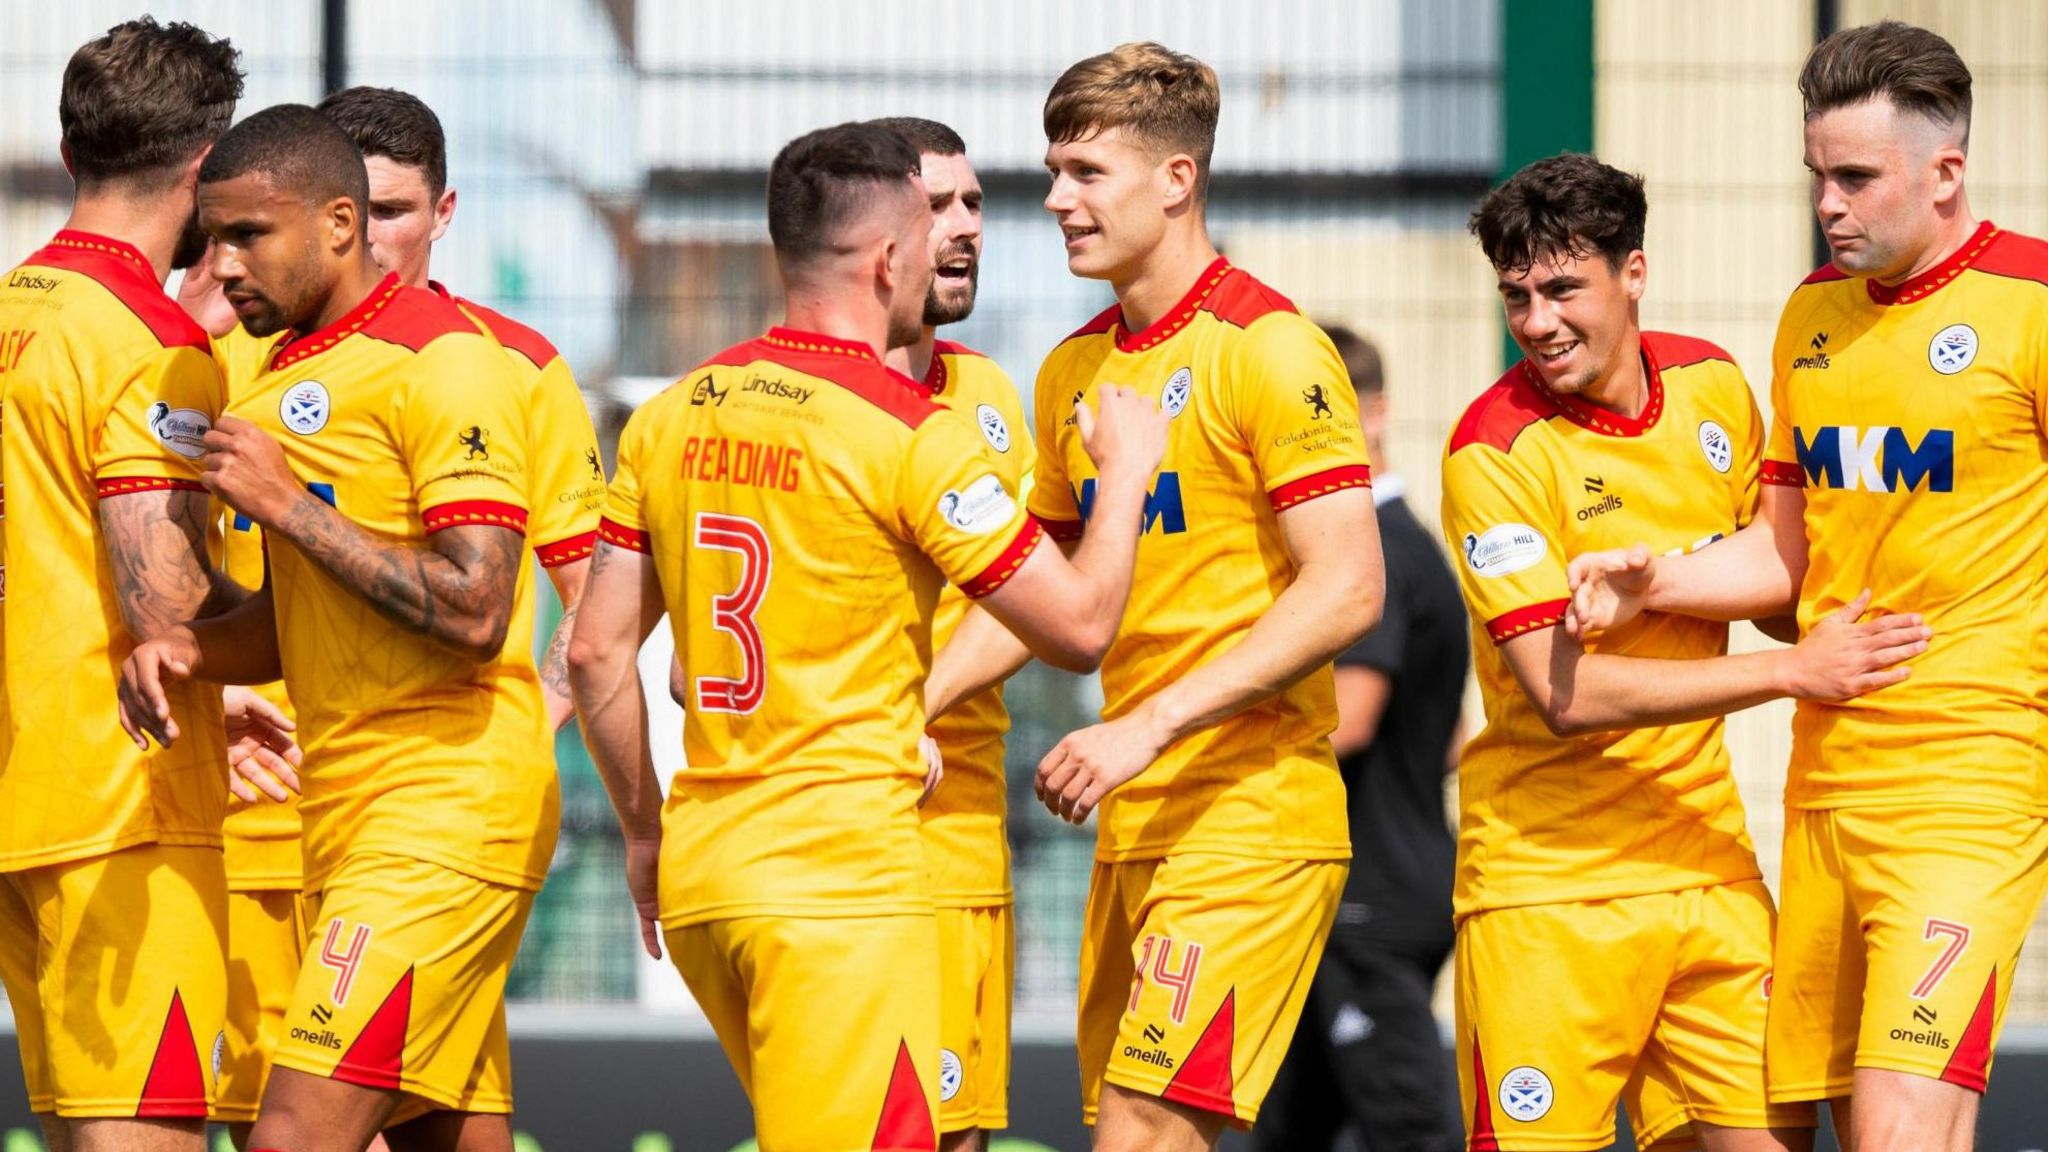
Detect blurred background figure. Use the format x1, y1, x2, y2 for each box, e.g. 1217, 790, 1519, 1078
1253, 327, 1467, 1152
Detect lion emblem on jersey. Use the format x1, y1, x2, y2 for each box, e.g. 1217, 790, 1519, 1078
1303, 384, 1333, 420
586, 447, 602, 478
460, 425, 490, 460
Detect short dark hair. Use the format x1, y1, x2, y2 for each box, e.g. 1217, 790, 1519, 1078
867, 117, 966, 158
766, 123, 921, 266
199, 104, 369, 213
317, 86, 449, 197
1320, 324, 1384, 397
60, 17, 243, 186
1801, 20, 1972, 144
1468, 153, 1647, 274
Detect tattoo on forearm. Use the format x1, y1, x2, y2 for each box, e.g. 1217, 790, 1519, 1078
274, 493, 522, 656
100, 489, 217, 640
541, 599, 579, 702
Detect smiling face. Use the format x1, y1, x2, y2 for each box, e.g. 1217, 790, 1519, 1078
199, 171, 347, 337
1496, 245, 1646, 398
1804, 97, 1965, 281
918, 150, 983, 327
1043, 127, 1178, 283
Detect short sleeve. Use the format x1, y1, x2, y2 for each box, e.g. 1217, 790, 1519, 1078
401, 334, 531, 535
1228, 314, 1374, 511
1026, 357, 1081, 541
1762, 312, 1804, 489
1440, 443, 1567, 646
899, 409, 1041, 598
525, 356, 605, 567
92, 344, 222, 493
598, 400, 654, 554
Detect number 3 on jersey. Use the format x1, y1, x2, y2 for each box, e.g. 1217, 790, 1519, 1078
694, 512, 769, 714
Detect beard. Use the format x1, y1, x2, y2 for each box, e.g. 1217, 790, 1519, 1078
170, 213, 210, 271
923, 250, 979, 327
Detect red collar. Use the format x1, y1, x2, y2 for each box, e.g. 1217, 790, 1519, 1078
763, 326, 879, 363
271, 274, 404, 370
49, 229, 157, 282
1867, 220, 1999, 306
1114, 257, 1233, 353
922, 345, 947, 395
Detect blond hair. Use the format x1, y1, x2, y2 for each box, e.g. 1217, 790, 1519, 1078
1044, 42, 1219, 192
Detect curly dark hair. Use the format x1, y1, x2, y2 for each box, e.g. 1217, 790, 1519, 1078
1468, 152, 1647, 274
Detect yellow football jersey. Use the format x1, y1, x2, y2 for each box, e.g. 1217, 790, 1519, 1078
1027, 260, 1369, 863
225, 275, 557, 892
0, 230, 228, 870
1440, 332, 1766, 918
601, 327, 1039, 927
922, 340, 1036, 907
1765, 222, 2048, 814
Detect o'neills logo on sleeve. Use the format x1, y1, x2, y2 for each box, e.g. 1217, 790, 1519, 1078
1462, 523, 1546, 577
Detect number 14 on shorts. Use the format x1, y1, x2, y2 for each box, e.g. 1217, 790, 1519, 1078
1130, 934, 1203, 1025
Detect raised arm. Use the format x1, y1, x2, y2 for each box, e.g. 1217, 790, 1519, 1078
1566, 481, 1807, 637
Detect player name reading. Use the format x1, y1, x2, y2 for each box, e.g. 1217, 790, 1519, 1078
680, 435, 803, 492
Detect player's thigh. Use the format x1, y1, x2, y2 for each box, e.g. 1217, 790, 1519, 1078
217, 887, 311, 1124
664, 920, 755, 1097
1096, 853, 1344, 1131
1077, 860, 1146, 1123
33, 845, 227, 1119
1634, 881, 1814, 1149
270, 853, 532, 1114
1247, 963, 1347, 1152
935, 903, 1012, 1134
0, 870, 52, 1112
1456, 893, 1677, 1151
730, 913, 942, 1152
1765, 810, 1862, 1105
1844, 805, 2048, 1095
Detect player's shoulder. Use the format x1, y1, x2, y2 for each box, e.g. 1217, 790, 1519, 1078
1202, 264, 1302, 330
1642, 330, 1736, 372
1967, 226, 2048, 292
445, 289, 562, 370
746, 328, 945, 431
1445, 363, 1555, 460
16, 231, 207, 352
934, 339, 1018, 397
359, 282, 500, 358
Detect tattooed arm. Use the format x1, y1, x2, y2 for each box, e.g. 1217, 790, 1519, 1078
539, 556, 591, 729
202, 415, 521, 662
99, 487, 249, 641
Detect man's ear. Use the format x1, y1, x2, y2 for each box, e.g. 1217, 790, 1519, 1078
326, 196, 361, 254
430, 185, 457, 245
1161, 152, 1201, 213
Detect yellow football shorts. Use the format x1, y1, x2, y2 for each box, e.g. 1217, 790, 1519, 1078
214, 887, 317, 1123
270, 852, 532, 1115
667, 912, 941, 1151
0, 844, 227, 1118
1077, 853, 1346, 1130
1456, 880, 1813, 1151
936, 903, 1012, 1134
1768, 805, 2048, 1101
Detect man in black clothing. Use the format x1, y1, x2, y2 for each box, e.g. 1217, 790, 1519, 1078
1254, 327, 1468, 1152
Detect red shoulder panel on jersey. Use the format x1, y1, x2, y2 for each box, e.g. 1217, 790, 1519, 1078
357, 283, 488, 355
1059, 302, 1123, 346
1269, 464, 1372, 512
959, 518, 1044, 599
1971, 227, 2048, 289
1800, 263, 1850, 286
453, 297, 562, 369
422, 500, 529, 535
1484, 599, 1568, 645
1447, 371, 1554, 456
32, 231, 209, 351
95, 476, 208, 499
1760, 459, 1804, 487
1642, 331, 1735, 373
761, 327, 942, 429
270, 275, 404, 370
1203, 267, 1299, 329
599, 516, 652, 554
1040, 516, 1085, 544
535, 530, 597, 568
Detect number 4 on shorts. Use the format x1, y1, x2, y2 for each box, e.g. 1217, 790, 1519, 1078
1913, 919, 1971, 1000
